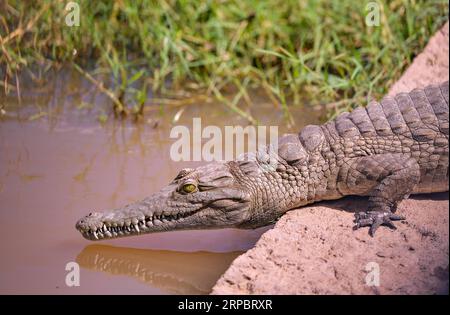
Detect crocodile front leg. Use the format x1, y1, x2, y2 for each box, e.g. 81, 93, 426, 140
337, 153, 421, 236
354, 211, 405, 236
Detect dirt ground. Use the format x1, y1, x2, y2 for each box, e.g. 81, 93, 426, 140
212, 21, 449, 295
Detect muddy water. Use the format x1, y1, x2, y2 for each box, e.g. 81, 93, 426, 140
0, 69, 322, 294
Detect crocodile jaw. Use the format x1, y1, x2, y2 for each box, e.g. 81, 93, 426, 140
75, 206, 207, 241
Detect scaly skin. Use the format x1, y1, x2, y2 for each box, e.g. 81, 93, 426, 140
76, 81, 449, 240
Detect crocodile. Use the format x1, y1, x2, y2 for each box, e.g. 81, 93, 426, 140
76, 81, 449, 240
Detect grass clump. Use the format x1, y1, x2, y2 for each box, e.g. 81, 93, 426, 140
0, 0, 448, 121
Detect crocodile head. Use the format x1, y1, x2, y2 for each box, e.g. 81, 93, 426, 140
76, 160, 272, 240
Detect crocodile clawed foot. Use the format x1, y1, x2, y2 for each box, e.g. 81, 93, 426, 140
353, 211, 405, 237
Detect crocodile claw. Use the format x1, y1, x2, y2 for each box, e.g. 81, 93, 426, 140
353, 211, 405, 237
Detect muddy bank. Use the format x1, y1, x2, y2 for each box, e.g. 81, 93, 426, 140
212, 21, 449, 295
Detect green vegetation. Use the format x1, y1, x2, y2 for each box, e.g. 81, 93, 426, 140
1, 0, 448, 121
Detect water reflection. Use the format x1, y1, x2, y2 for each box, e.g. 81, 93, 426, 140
77, 245, 243, 295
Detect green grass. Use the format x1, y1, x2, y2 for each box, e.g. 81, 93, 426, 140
1, 0, 448, 121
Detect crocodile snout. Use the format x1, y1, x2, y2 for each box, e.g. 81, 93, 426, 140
75, 212, 103, 232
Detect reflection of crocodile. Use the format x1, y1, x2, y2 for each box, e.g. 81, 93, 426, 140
76, 82, 449, 238
76, 245, 243, 294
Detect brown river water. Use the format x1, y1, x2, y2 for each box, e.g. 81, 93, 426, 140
0, 68, 322, 294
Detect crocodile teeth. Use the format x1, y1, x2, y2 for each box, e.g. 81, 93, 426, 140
105, 231, 112, 238
134, 224, 140, 233
102, 224, 107, 232
93, 231, 98, 240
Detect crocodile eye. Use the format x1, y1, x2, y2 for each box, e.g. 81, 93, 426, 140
182, 183, 197, 193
